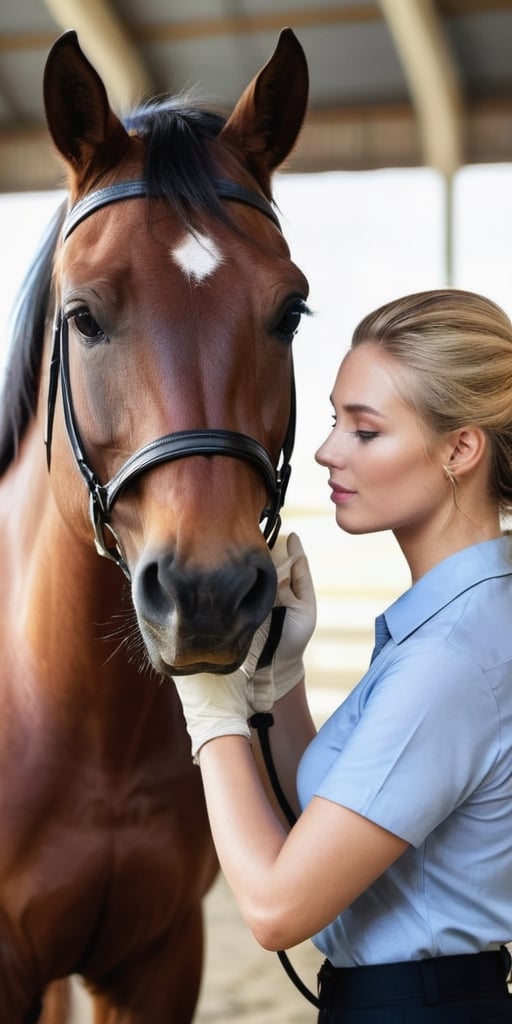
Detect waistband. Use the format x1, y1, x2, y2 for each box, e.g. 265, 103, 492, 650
318, 947, 512, 1010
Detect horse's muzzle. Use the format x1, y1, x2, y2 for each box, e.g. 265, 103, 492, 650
132, 546, 277, 675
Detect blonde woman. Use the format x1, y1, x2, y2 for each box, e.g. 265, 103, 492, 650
176, 289, 512, 1022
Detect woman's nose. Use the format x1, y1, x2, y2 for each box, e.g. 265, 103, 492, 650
316, 428, 348, 469
315, 431, 334, 467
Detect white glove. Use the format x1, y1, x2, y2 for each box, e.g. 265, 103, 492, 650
247, 532, 316, 713
174, 619, 270, 763
174, 533, 316, 759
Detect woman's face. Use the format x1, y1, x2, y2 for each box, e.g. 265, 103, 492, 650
315, 343, 452, 542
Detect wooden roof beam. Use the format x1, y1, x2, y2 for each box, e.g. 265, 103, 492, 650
2, 98, 510, 192
378, 0, 465, 176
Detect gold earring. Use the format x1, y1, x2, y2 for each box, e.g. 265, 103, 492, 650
443, 464, 457, 487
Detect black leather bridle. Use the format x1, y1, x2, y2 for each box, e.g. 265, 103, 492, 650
45, 178, 296, 579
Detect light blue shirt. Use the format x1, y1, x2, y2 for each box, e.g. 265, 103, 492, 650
297, 537, 512, 967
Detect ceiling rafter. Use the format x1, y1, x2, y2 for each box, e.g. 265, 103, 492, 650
379, 0, 465, 176
0, 0, 508, 53
0, 4, 381, 54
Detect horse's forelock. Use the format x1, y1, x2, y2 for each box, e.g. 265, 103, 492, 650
123, 97, 229, 227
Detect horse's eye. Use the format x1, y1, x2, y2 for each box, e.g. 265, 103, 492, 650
274, 299, 310, 344
68, 309, 107, 343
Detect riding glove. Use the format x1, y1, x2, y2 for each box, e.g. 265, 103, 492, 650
175, 533, 316, 761
174, 618, 269, 763
247, 532, 317, 713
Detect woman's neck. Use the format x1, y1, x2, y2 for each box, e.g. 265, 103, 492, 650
396, 507, 502, 584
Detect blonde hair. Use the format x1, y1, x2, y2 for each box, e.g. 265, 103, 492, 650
352, 289, 512, 514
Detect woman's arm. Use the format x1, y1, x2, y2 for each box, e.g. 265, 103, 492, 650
175, 533, 406, 950
199, 731, 408, 952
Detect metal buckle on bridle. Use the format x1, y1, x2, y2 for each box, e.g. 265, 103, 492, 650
261, 460, 292, 548
89, 485, 131, 579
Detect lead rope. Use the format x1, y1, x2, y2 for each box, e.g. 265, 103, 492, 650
249, 706, 320, 1010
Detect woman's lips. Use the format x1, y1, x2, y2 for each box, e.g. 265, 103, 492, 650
329, 480, 357, 504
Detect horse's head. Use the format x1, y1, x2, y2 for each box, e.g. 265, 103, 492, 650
41, 29, 309, 676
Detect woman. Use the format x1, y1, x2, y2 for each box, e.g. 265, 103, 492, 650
176, 288, 512, 1021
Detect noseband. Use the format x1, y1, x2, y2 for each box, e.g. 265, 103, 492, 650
45, 179, 295, 579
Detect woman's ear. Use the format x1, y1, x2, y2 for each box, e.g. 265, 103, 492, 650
443, 427, 488, 478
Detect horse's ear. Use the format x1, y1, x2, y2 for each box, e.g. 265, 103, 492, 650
43, 31, 130, 187
219, 28, 308, 197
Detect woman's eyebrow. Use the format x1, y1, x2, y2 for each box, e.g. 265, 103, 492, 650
342, 403, 387, 418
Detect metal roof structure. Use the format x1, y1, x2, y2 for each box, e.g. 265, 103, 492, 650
0, 0, 511, 193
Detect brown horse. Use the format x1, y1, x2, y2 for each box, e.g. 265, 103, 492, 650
0, 28, 308, 1024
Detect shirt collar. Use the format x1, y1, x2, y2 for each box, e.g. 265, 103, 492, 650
385, 536, 512, 645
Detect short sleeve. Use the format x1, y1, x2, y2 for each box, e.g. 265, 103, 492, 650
313, 639, 500, 846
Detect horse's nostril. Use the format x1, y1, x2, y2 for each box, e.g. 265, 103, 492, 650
139, 560, 172, 619
238, 564, 275, 622
133, 548, 276, 668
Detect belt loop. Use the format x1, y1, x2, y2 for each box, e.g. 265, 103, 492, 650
499, 944, 512, 982
419, 959, 440, 1006
317, 960, 334, 1017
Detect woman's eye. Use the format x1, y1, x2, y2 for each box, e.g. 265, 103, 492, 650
356, 430, 379, 442
68, 309, 107, 343
275, 299, 310, 344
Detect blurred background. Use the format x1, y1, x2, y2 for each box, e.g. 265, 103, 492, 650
0, 1, 511, 1019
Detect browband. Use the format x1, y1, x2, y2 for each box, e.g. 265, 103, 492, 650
63, 178, 281, 240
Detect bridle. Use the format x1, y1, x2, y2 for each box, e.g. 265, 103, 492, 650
45, 178, 296, 579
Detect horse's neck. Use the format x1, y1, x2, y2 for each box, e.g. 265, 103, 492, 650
0, 419, 146, 713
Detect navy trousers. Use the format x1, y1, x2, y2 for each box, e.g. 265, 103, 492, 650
317, 949, 512, 1023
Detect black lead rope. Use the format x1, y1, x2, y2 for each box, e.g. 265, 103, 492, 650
250, 712, 296, 829
249, 711, 321, 1009
249, 610, 321, 1009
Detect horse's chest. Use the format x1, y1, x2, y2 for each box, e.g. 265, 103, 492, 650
0, 749, 214, 980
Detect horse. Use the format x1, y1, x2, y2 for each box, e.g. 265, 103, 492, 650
0, 27, 308, 1023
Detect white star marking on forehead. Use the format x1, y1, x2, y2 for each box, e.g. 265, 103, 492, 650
172, 230, 223, 282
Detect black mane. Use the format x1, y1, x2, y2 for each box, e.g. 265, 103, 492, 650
0, 97, 228, 475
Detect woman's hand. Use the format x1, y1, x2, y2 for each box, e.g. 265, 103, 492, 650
174, 618, 270, 762
173, 533, 316, 760
248, 532, 317, 713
